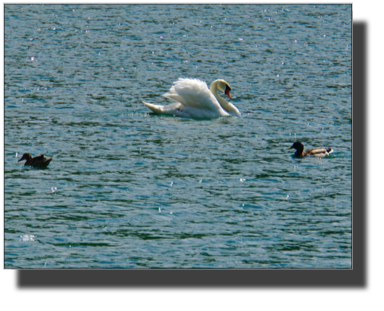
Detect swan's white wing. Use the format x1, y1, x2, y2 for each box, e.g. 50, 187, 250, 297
142, 101, 183, 115
142, 100, 215, 118
163, 78, 226, 114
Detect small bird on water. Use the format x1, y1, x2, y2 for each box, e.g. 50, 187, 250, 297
18, 153, 52, 167
289, 141, 333, 158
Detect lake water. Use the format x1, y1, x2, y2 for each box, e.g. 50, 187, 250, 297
4, 4, 352, 269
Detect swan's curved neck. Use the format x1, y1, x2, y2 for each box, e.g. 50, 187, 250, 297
210, 81, 230, 112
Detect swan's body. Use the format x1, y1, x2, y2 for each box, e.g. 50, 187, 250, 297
290, 142, 333, 158
143, 78, 241, 119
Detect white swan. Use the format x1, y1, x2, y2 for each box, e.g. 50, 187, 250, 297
142, 78, 241, 119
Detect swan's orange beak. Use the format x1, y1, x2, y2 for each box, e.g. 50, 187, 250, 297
225, 87, 232, 99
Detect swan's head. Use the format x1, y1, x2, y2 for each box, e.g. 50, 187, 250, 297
211, 79, 232, 99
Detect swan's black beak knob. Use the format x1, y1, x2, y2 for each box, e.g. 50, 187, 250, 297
225, 85, 232, 99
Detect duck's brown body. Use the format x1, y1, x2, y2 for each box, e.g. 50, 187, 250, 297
18, 153, 52, 167
290, 142, 333, 158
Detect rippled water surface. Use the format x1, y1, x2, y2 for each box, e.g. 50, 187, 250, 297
4, 4, 352, 268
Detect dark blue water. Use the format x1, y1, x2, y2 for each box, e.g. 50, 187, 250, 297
4, 4, 352, 268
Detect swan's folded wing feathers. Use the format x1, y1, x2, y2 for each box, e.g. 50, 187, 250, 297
166, 78, 223, 112
143, 100, 183, 115
142, 101, 164, 113
163, 93, 186, 106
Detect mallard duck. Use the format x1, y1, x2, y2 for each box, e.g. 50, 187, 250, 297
289, 142, 333, 158
18, 153, 52, 167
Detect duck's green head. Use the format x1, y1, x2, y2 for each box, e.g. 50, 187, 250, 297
290, 141, 304, 151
